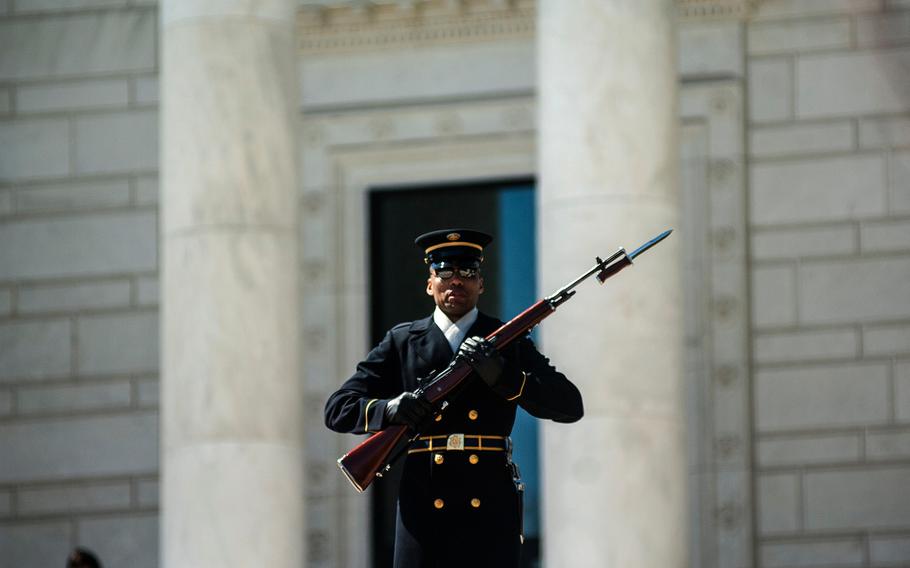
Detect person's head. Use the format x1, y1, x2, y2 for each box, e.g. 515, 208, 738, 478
67, 547, 102, 568
415, 229, 492, 320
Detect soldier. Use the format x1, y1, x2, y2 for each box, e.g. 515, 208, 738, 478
325, 228, 583, 568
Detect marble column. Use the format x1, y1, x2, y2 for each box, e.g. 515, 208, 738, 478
160, 2, 303, 566
537, 1, 685, 567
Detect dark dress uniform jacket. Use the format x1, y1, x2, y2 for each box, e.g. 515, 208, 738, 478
325, 311, 584, 568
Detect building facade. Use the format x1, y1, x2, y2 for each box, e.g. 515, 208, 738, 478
1, 0, 909, 566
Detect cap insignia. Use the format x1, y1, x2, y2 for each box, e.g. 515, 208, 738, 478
446, 232, 460, 241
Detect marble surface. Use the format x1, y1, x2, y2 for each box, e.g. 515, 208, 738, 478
537, 1, 687, 566
160, 1, 304, 566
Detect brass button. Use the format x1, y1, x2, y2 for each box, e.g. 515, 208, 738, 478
434, 453, 444, 465
468, 454, 479, 465
434, 499, 445, 509
434, 414, 442, 422
470, 498, 481, 508
468, 410, 479, 420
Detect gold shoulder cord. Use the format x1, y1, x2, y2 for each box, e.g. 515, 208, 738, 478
506, 372, 528, 401
364, 399, 378, 432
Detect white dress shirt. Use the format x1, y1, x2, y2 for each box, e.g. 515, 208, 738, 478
433, 306, 479, 354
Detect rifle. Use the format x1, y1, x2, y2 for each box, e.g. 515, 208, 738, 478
337, 229, 673, 492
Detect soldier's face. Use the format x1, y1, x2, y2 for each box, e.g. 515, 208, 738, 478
426, 266, 484, 320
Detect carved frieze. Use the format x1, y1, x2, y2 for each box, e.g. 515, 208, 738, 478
299, 0, 535, 54
678, 0, 759, 20
298, 0, 758, 54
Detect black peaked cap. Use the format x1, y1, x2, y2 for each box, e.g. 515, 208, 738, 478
414, 228, 493, 266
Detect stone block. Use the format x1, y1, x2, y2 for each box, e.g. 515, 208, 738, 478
299, 39, 534, 110
678, 21, 742, 78
137, 478, 158, 507
17, 78, 129, 113
0, 118, 69, 181
898, 361, 910, 421
0, 189, 11, 216
134, 75, 158, 105
0, 87, 10, 113
748, 58, 792, 122
0, 287, 11, 316
860, 116, 910, 149
760, 537, 864, 568
18, 380, 132, 414
753, 0, 882, 19
0, 389, 11, 416
751, 225, 855, 260
134, 176, 158, 205
135, 276, 159, 306
0, 319, 71, 381
758, 433, 861, 467
748, 17, 850, 55
0, 522, 71, 567
857, 11, 910, 48
0, 211, 157, 280
750, 121, 853, 159
136, 377, 158, 406
18, 481, 131, 515
15, 179, 132, 213
862, 219, 910, 252
457, 102, 536, 138
757, 473, 799, 533
751, 265, 796, 327
79, 514, 158, 568
74, 110, 158, 174
755, 362, 889, 431
867, 429, 910, 460
871, 535, 910, 564
0, 490, 10, 516
799, 257, 910, 324
893, 150, 910, 213
750, 155, 886, 225
18, 279, 131, 313
797, 48, 910, 118
865, 324, 910, 356
0, 411, 158, 482
13, 0, 127, 12
0, 11, 155, 81
77, 312, 158, 375
754, 328, 858, 364
805, 466, 910, 529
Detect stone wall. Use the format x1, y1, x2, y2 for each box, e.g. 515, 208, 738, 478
0, 2, 159, 567
747, 1, 910, 566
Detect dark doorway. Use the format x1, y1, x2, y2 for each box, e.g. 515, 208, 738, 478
368, 178, 541, 567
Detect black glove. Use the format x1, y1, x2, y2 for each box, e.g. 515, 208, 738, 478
458, 336, 505, 388
384, 391, 433, 430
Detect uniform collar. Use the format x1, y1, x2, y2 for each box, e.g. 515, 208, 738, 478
433, 306, 478, 335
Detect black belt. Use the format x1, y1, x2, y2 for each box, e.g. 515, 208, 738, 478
408, 434, 509, 454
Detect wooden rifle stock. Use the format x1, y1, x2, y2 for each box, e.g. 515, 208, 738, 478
336, 229, 673, 492
337, 424, 409, 492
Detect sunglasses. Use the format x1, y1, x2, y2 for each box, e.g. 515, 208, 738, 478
434, 267, 480, 280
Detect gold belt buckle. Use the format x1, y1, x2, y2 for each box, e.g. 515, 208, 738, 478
446, 433, 465, 451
